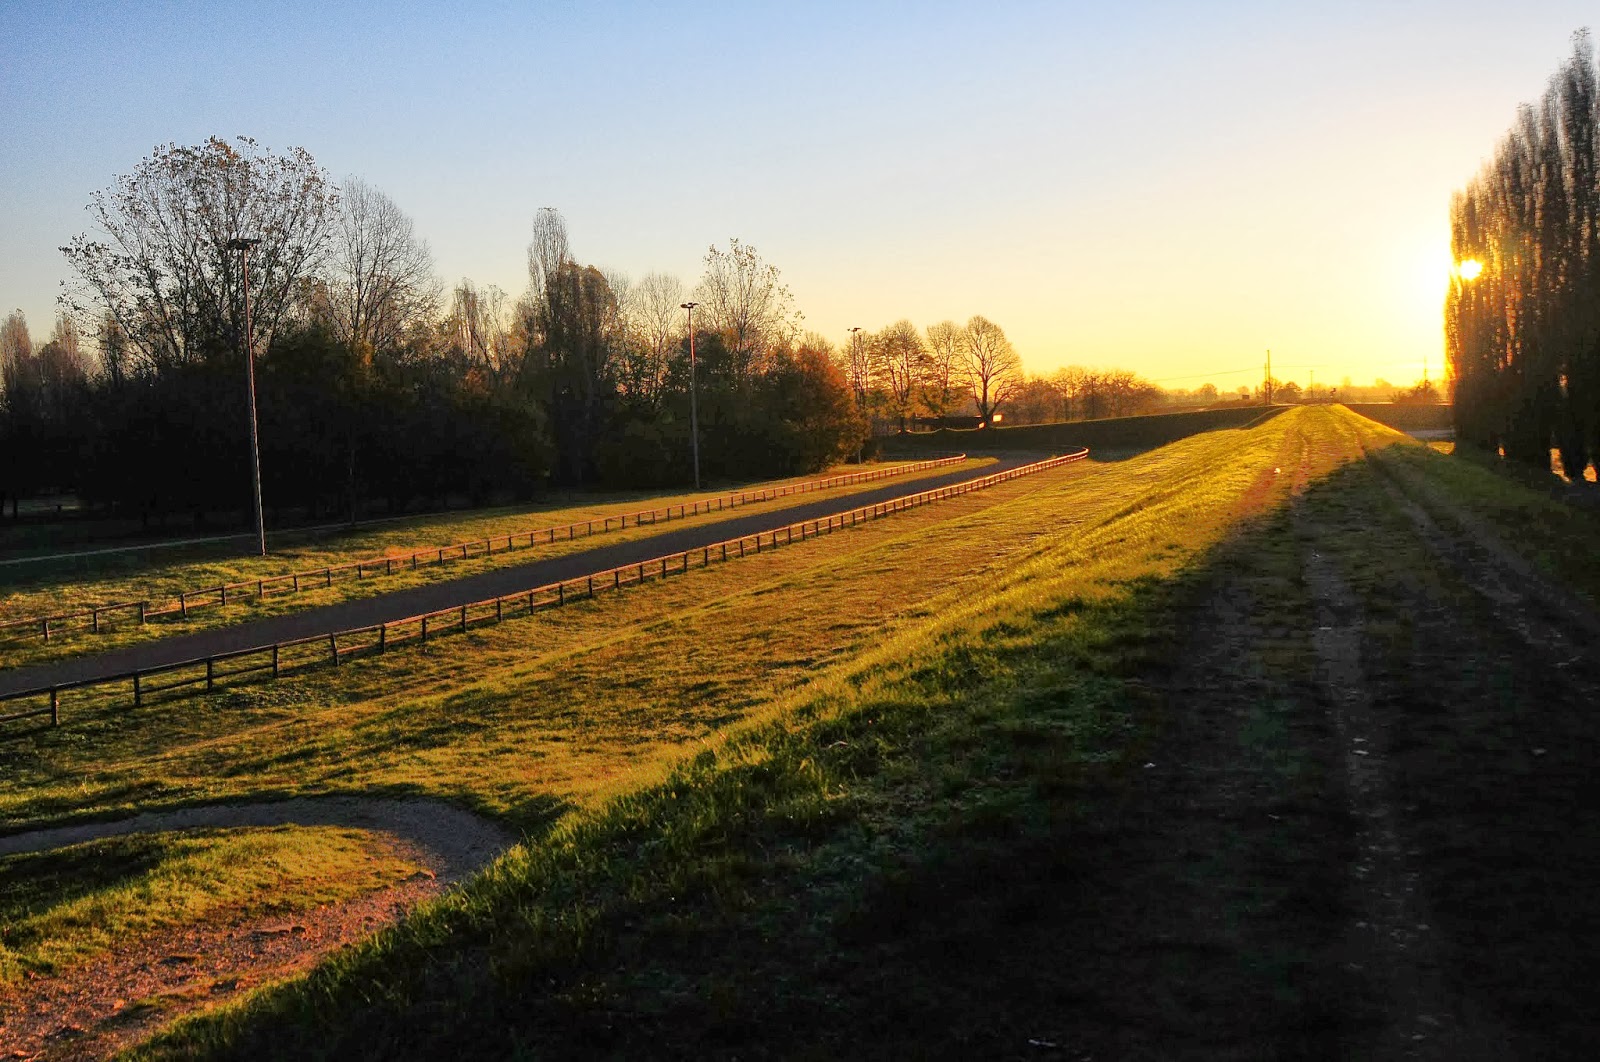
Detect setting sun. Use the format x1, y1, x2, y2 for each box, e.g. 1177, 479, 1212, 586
1457, 258, 1484, 280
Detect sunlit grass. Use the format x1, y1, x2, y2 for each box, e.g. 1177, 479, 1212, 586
0, 825, 423, 985
121, 406, 1411, 1059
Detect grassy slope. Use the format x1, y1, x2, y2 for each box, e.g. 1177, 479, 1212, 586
893, 403, 1276, 455
10, 403, 1585, 1058
124, 407, 1379, 1058
0, 459, 991, 672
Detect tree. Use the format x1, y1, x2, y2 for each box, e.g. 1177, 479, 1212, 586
696, 238, 799, 381
1010, 376, 1067, 424
617, 271, 685, 409
922, 321, 967, 418
523, 207, 619, 485
324, 177, 438, 356
61, 136, 339, 372
963, 315, 1021, 427
872, 319, 927, 432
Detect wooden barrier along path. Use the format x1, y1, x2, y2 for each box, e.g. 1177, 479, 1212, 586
0, 456, 967, 646
0, 451, 1086, 729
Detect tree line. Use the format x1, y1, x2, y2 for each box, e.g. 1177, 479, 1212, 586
0, 136, 1250, 525
0, 138, 874, 523
1448, 31, 1600, 477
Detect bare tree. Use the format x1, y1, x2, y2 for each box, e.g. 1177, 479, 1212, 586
842, 326, 873, 409
696, 238, 799, 380
525, 207, 620, 484
0, 310, 32, 408
963, 315, 1021, 427
61, 136, 339, 371
445, 279, 512, 372
618, 271, 684, 407
325, 177, 439, 355
922, 320, 967, 419
873, 319, 927, 432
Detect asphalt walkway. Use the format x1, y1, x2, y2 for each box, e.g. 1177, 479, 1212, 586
0, 457, 1037, 697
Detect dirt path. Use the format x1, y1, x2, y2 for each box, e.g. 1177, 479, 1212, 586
0, 798, 516, 1061
1298, 520, 1499, 1058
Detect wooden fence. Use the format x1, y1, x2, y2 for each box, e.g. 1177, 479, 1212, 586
0, 449, 1085, 731
0, 455, 967, 647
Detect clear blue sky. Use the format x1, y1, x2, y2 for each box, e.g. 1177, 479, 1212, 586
3, 0, 1597, 389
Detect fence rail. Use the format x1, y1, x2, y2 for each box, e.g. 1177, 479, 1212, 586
0, 455, 968, 647
0, 449, 1085, 731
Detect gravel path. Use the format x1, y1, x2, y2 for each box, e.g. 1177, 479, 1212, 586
0, 458, 1034, 699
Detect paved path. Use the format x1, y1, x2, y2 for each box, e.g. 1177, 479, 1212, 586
0, 457, 1037, 697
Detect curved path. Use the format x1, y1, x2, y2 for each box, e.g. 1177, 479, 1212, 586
0, 795, 517, 873
0, 456, 1037, 698
0, 797, 516, 1061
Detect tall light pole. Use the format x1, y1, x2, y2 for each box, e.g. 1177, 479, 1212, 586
680, 301, 701, 490
848, 326, 864, 461
228, 237, 267, 557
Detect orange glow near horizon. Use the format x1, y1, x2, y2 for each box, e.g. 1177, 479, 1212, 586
1457, 259, 1484, 281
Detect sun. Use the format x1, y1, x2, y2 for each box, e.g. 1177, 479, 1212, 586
1457, 258, 1484, 281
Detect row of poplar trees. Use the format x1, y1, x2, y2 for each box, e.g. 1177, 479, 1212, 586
1448, 31, 1600, 475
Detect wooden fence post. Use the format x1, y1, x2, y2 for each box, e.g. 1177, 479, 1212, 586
495, 598, 503, 622
272, 645, 280, 678
421, 616, 429, 643
133, 672, 142, 707
92, 608, 100, 634
558, 583, 565, 605
460, 605, 468, 631
221, 584, 228, 606
49, 688, 59, 726
179, 592, 187, 618
331, 634, 339, 665
588, 577, 594, 598
206, 658, 214, 690
379, 624, 387, 651
140, 601, 147, 624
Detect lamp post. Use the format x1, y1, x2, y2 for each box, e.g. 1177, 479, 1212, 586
849, 326, 864, 461
227, 237, 267, 557
680, 301, 701, 490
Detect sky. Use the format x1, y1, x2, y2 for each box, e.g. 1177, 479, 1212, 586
3, 0, 1598, 392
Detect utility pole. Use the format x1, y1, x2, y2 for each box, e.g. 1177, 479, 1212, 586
1264, 349, 1273, 405
1309, 368, 1315, 403
680, 301, 701, 490
227, 237, 266, 557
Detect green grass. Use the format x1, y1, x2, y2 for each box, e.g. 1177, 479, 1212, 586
98, 406, 1403, 1058
893, 402, 1280, 455
0, 458, 991, 672
0, 826, 423, 985
22, 405, 1592, 1056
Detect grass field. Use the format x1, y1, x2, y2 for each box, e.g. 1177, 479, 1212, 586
7, 405, 1598, 1058
0, 826, 423, 986
0, 458, 991, 672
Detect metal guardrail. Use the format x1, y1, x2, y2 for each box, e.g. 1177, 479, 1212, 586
0, 455, 968, 646
0, 449, 1086, 731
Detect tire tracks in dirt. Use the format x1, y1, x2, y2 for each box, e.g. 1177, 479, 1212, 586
0, 797, 516, 1061
1291, 430, 1511, 1059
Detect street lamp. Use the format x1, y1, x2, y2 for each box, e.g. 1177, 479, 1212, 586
680, 301, 701, 490
848, 326, 864, 461
227, 236, 267, 557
